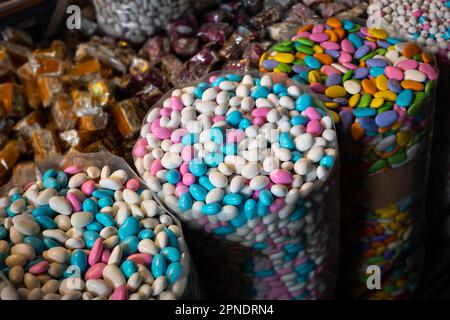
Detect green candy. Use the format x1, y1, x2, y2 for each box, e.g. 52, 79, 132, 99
384, 285, 398, 293
360, 51, 377, 62
425, 80, 436, 95
357, 93, 372, 108
343, 70, 353, 82
348, 24, 361, 33
296, 37, 314, 47
375, 48, 387, 55
387, 152, 407, 165
295, 44, 314, 55
367, 255, 384, 264
293, 58, 306, 65
368, 159, 387, 174
407, 101, 423, 117
377, 102, 393, 113
272, 45, 293, 53
277, 63, 292, 73
413, 54, 422, 62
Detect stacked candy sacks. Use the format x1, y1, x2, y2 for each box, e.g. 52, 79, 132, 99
133, 72, 340, 299
0, 153, 198, 300
259, 18, 438, 299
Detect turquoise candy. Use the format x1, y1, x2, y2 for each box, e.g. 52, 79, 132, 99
279, 132, 295, 150
204, 152, 224, 167
165, 229, 178, 248
273, 83, 287, 94
83, 198, 99, 214
289, 207, 306, 221
226, 110, 243, 127
32, 205, 55, 217
251, 86, 270, 99
239, 118, 251, 130
295, 94, 313, 111
189, 158, 207, 177
160, 247, 181, 262
210, 127, 225, 143
178, 193, 193, 211
198, 176, 215, 191
86, 222, 103, 231
166, 261, 182, 285
320, 155, 335, 169
244, 199, 257, 219
304, 55, 321, 69
43, 178, 59, 190
213, 226, 236, 235
0, 226, 6, 240
253, 242, 267, 250
292, 151, 302, 162
211, 77, 225, 87
118, 217, 140, 240
43, 237, 60, 249
120, 236, 139, 256
259, 189, 274, 206
83, 230, 100, 249
369, 67, 385, 78
35, 215, 56, 229
98, 197, 113, 208
189, 184, 207, 201
151, 254, 167, 278
225, 74, 242, 82
230, 211, 247, 228
353, 108, 377, 117
56, 171, 68, 188
96, 213, 116, 227
43, 169, 57, 180
257, 202, 269, 217
396, 89, 414, 107
24, 236, 45, 254
348, 33, 363, 48
223, 193, 243, 206
166, 169, 181, 184
138, 229, 155, 240
71, 249, 88, 273
181, 133, 199, 146
121, 260, 137, 278
194, 86, 206, 99
10, 194, 23, 202
386, 37, 402, 45
201, 203, 221, 215
343, 20, 354, 30
92, 189, 114, 198
223, 143, 238, 155
291, 115, 307, 126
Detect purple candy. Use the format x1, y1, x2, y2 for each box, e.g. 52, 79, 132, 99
384, 249, 395, 261
354, 45, 370, 59
292, 64, 310, 73
377, 40, 390, 49
326, 73, 342, 86
339, 110, 353, 132
262, 59, 279, 70
325, 49, 340, 59
375, 110, 398, 128
354, 67, 369, 79
316, 93, 332, 102
358, 117, 378, 132
356, 31, 365, 39
387, 79, 402, 93
333, 97, 348, 105
366, 58, 388, 68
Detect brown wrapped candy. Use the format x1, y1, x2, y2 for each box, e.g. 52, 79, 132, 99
13, 111, 42, 139
33, 40, 66, 59
4, 42, 31, 67
88, 79, 114, 107
0, 140, 21, 184
0, 83, 26, 117
0, 48, 13, 81
59, 129, 100, 149
83, 138, 120, 155
29, 54, 64, 76
31, 128, 61, 157
52, 94, 78, 131
12, 161, 37, 186
17, 63, 42, 110
71, 58, 101, 81
78, 112, 109, 131
111, 99, 141, 140
37, 76, 62, 107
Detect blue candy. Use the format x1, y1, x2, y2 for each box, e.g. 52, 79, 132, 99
92, 189, 114, 198
204, 152, 224, 167
98, 196, 113, 208
56, 171, 68, 188
353, 108, 377, 117
32, 205, 55, 217
223, 193, 242, 206
96, 213, 116, 227
189, 158, 207, 177
120, 236, 139, 255
210, 127, 225, 143
295, 94, 313, 111
348, 33, 363, 48
251, 86, 270, 99
35, 215, 56, 229
319, 155, 334, 169
223, 143, 238, 155
24, 236, 45, 254
238, 118, 251, 130
43, 237, 60, 249
86, 222, 103, 231
138, 229, 155, 240
201, 203, 221, 215
166, 229, 178, 248
71, 249, 88, 273
181, 133, 199, 145
226, 74, 242, 82
166, 169, 181, 184
83, 198, 99, 214
358, 117, 378, 132
244, 199, 257, 219
226, 110, 243, 127
151, 254, 167, 278
166, 261, 182, 285
304, 55, 321, 69
273, 83, 287, 94
290, 115, 307, 126
198, 176, 215, 191
121, 260, 137, 278
259, 189, 274, 206
43, 169, 57, 180
178, 193, 193, 211
189, 184, 207, 201
161, 247, 181, 262
118, 217, 140, 240
83, 231, 100, 249
396, 89, 414, 107
279, 132, 294, 150
0, 227, 6, 240
230, 211, 247, 228
375, 110, 398, 128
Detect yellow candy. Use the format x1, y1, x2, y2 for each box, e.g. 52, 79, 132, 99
375, 205, 398, 215
380, 209, 398, 219
325, 85, 347, 98
349, 94, 361, 107
329, 109, 340, 123
375, 90, 397, 101
376, 75, 388, 91
395, 212, 409, 222
389, 222, 402, 231
274, 53, 295, 64
388, 45, 396, 51
273, 67, 281, 73
259, 52, 268, 67
397, 131, 412, 146
376, 246, 386, 255
391, 121, 402, 130
312, 45, 324, 54
368, 28, 388, 40
324, 102, 339, 109
370, 97, 384, 108
308, 70, 321, 83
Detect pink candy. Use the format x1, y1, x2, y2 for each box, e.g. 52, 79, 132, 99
88, 238, 103, 266
64, 165, 82, 175
81, 180, 95, 196
226, 129, 246, 144
182, 173, 196, 186
341, 39, 355, 53
85, 263, 106, 280
66, 192, 81, 212
385, 66, 404, 81
269, 169, 293, 185
305, 107, 321, 120
309, 32, 329, 43
306, 120, 323, 136
126, 178, 140, 191
128, 253, 152, 266
419, 63, 438, 80
150, 159, 163, 176
152, 126, 173, 140
169, 96, 183, 111
321, 41, 340, 51
171, 128, 188, 143
397, 59, 418, 71
111, 285, 129, 300
29, 261, 49, 274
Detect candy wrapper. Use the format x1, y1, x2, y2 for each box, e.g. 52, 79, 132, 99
0, 152, 203, 300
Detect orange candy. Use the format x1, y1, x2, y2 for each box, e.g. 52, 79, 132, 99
326, 17, 342, 28
297, 25, 313, 34
361, 79, 378, 94
351, 122, 365, 141
403, 43, 421, 58
421, 51, 433, 64
313, 53, 333, 65
401, 80, 424, 91
333, 27, 345, 40
295, 52, 307, 60
324, 29, 338, 42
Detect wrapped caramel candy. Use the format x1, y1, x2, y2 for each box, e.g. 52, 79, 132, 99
0, 48, 13, 81
71, 58, 101, 82
17, 63, 41, 109
37, 76, 62, 107
31, 128, 61, 157
59, 129, 101, 149
111, 99, 141, 140
78, 112, 109, 131
29, 54, 64, 76
52, 94, 78, 131
4, 42, 31, 67
88, 79, 114, 107
11, 161, 37, 186
0, 140, 21, 184
0, 82, 26, 117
